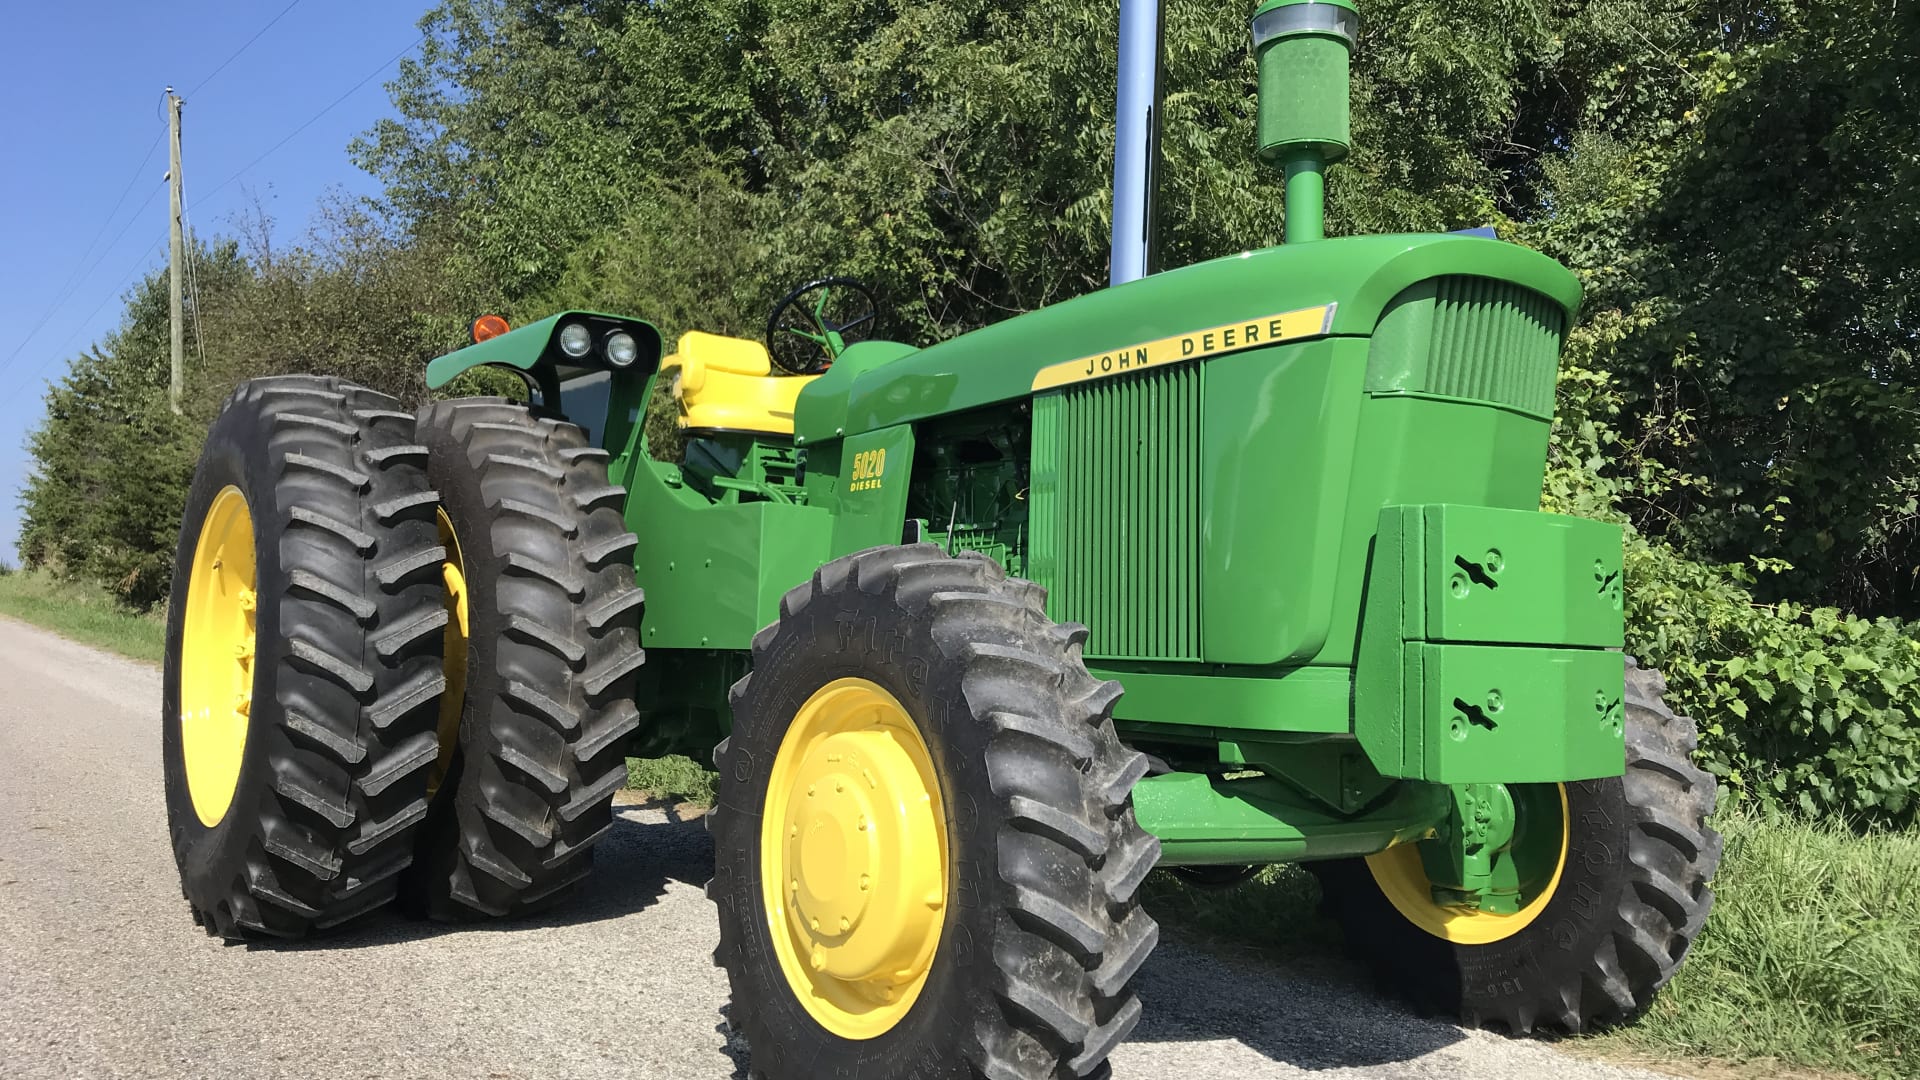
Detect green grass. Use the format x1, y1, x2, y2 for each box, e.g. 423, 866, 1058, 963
0, 568, 166, 663
1139, 862, 1337, 961
625, 754, 718, 804
1585, 811, 1920, 1079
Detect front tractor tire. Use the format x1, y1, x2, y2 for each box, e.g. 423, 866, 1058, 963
1311, 658, 1721, 1032
710, 546, 1161, 1080
163, 376, 449, 939
401, 399, 645, 920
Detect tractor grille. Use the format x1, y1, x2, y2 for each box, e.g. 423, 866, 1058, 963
1423, 277, 1565, 418
1030, 363, 1203, 661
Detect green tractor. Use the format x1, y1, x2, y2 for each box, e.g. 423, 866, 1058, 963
161, 0, 1719, 1075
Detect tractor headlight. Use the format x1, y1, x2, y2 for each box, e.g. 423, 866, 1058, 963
605, 331, 639, 368
558, 322, 593, 359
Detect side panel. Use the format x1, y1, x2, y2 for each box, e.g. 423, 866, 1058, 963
1305, 396, 1554, 668
826, 425, 916, 558
1090, 664, 1352, 733
620, 457, 832, 651
1201, 337, 1368, 664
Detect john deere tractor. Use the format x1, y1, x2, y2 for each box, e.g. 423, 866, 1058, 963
162, 1, 1719, 1076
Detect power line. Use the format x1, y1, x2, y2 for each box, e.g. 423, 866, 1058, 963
183, 0, 303, 99
8, 235, 167, 397
191, 35, 425, 214
58, 133, 163, 297
0, 135, 164, 371
0, 179, 166, 378
2, 0, 312, 380
183, 204, 208, 370
66, 238, 167, 354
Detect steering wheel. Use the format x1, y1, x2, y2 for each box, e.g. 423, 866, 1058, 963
765, 276, 881, 375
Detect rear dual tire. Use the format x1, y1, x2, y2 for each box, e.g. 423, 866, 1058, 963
399, 398, 645, 919
163, 376, 448, 939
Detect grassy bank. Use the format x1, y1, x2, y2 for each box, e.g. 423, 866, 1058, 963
0, 568, 166, 662
1589, 811, 1920, 1079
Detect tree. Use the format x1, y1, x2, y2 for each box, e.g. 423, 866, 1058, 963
19, 270, 201, 608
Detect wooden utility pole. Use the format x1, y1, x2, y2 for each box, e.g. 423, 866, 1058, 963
166, 87, 185, 416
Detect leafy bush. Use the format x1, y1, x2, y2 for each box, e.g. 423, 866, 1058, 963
1626, 537, 1920, 824
1546, 247, 1920, 828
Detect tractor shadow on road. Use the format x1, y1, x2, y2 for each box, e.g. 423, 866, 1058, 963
253, 799, 714, 951
253, 804, 1466, 1074
1127, 928, 1467, 1069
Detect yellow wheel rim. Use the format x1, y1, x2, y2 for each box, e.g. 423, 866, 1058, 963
180, 486, 258, 827
431, 508, 470, 796
760, 678, 948, 1040
1365, 784, 1570, 945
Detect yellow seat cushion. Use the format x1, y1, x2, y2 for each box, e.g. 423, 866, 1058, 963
663, 331, 819, 436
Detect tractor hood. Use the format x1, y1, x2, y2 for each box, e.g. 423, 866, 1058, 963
793, 233, 1579, 444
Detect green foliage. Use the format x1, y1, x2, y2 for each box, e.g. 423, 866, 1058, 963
624, 754, 718, 805
1529, 2, 1920, 617
1626, 537, 1920, 824
19, 271, 205, 608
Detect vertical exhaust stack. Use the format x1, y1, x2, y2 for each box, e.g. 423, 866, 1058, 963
1109, 0, 1166, 286
1252, 0, 1358, 243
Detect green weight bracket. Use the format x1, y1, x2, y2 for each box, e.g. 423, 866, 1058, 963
1355, 504, 1627, 783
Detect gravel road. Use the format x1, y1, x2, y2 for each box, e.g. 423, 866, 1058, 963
0, 615, 1675, 1080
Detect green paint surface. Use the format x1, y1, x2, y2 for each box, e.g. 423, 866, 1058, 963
418, 222, 1616, 868
790, 233, 1578, 444
1134, 771, 1447, 867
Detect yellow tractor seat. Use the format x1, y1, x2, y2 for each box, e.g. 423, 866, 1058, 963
662, 330, 820, 437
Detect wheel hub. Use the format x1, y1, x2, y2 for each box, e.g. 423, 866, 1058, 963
179, 485, 258, 828
431, 508, 470, 796
762, 679, 947, 1038
1365, 783, 1569, 945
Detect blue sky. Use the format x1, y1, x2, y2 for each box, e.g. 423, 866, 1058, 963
0, 0, 434, 566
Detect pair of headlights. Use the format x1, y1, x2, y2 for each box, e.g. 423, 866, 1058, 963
558, 322, 641, 368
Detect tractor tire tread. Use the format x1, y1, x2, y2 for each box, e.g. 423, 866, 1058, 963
166, 376, 446, 940
712, 544, 1158, 1080
1308, 656, 1719, 1034
401, 398, 644, 921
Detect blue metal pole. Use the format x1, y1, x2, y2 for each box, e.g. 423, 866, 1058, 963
1109, 0, 1163, 286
